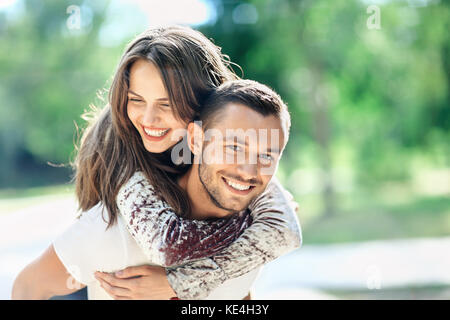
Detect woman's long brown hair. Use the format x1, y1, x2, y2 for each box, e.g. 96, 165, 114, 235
73, 26, 239, 227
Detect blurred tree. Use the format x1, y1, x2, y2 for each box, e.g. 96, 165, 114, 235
0, 0, 120, 187
200, 0, 450, 216
0, 0, 448, 219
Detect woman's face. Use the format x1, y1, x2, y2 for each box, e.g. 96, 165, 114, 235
127, 59, 187, 153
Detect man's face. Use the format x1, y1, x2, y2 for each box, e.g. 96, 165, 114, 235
197, 103, 285, 216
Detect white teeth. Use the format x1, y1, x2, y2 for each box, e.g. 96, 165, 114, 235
225, 178, 251, 191
144, 128, 169, 137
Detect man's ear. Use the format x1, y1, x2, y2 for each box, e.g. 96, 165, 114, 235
187, 121, 204, 156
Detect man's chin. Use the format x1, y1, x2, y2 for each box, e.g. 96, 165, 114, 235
218, 198, 251, 213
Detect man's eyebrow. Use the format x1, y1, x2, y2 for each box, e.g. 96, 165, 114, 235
225, 136, 248, 146
265, 147, 281, 154
127, 90, 169, 101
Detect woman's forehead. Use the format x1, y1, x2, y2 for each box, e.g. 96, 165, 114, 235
128, 60, 168, 98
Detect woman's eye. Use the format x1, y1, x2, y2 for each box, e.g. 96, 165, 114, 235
160, 104, 171, 108
128, 97, 143, 103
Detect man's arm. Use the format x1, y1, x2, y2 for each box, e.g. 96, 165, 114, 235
11, 244, 85, 300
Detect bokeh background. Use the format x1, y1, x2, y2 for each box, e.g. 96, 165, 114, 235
0, 0, 449, 299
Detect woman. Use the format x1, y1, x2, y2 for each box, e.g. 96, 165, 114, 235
12, 26, 301, 300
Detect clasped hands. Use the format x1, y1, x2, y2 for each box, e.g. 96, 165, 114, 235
94, 265, 177, 300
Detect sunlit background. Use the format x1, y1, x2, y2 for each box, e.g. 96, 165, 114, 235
0, 0, 449, 300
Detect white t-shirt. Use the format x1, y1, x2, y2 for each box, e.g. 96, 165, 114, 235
53, 203, 259, 300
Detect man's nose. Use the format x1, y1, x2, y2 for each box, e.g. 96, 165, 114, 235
235, 163, 259, 182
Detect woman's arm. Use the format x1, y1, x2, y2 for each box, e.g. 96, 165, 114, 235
119, 172, 301, 300
166, 176, 301, 299
11, 245, 85, 300
117, 171, 253, 267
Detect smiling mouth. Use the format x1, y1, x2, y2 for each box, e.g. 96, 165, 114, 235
141, 126, 171, 141
143, 127, 170, 137
222, 177, 255, 194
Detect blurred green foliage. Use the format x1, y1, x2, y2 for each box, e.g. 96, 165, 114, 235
0, 0, 448, 233
199, 0, 449, 183
0, 0, 121, 186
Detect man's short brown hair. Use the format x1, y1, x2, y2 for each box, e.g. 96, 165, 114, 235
198, 79, 291, 144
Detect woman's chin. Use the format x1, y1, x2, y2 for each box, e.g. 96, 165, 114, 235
144, 137, 186, 154
143, 142, 167, 154
144, 140, 181, 154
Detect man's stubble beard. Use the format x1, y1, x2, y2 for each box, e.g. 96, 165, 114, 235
198, 163, 237, 214
198, 162, 257, 215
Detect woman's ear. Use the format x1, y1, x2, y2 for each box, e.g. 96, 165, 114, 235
187, 121, 203, 156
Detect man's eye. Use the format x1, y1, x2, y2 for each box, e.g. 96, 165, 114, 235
259, 154, 273, 163
226, 145, 241, 152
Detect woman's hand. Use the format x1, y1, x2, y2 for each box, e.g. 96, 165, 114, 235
94, 265, 177, 300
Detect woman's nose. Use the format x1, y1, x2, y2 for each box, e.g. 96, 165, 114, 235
142, 104, 160, 125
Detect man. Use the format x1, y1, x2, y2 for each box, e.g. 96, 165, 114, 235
12, 80, 300, 300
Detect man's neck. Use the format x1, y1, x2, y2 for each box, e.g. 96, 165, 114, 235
177, 165, 231, 220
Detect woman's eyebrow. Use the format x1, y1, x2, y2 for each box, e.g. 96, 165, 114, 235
127, 89, 143, 97
128, 90, 169, 101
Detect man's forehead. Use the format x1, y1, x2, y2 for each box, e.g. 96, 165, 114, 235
210, 103, 281, 129
202, 102, 286, 148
